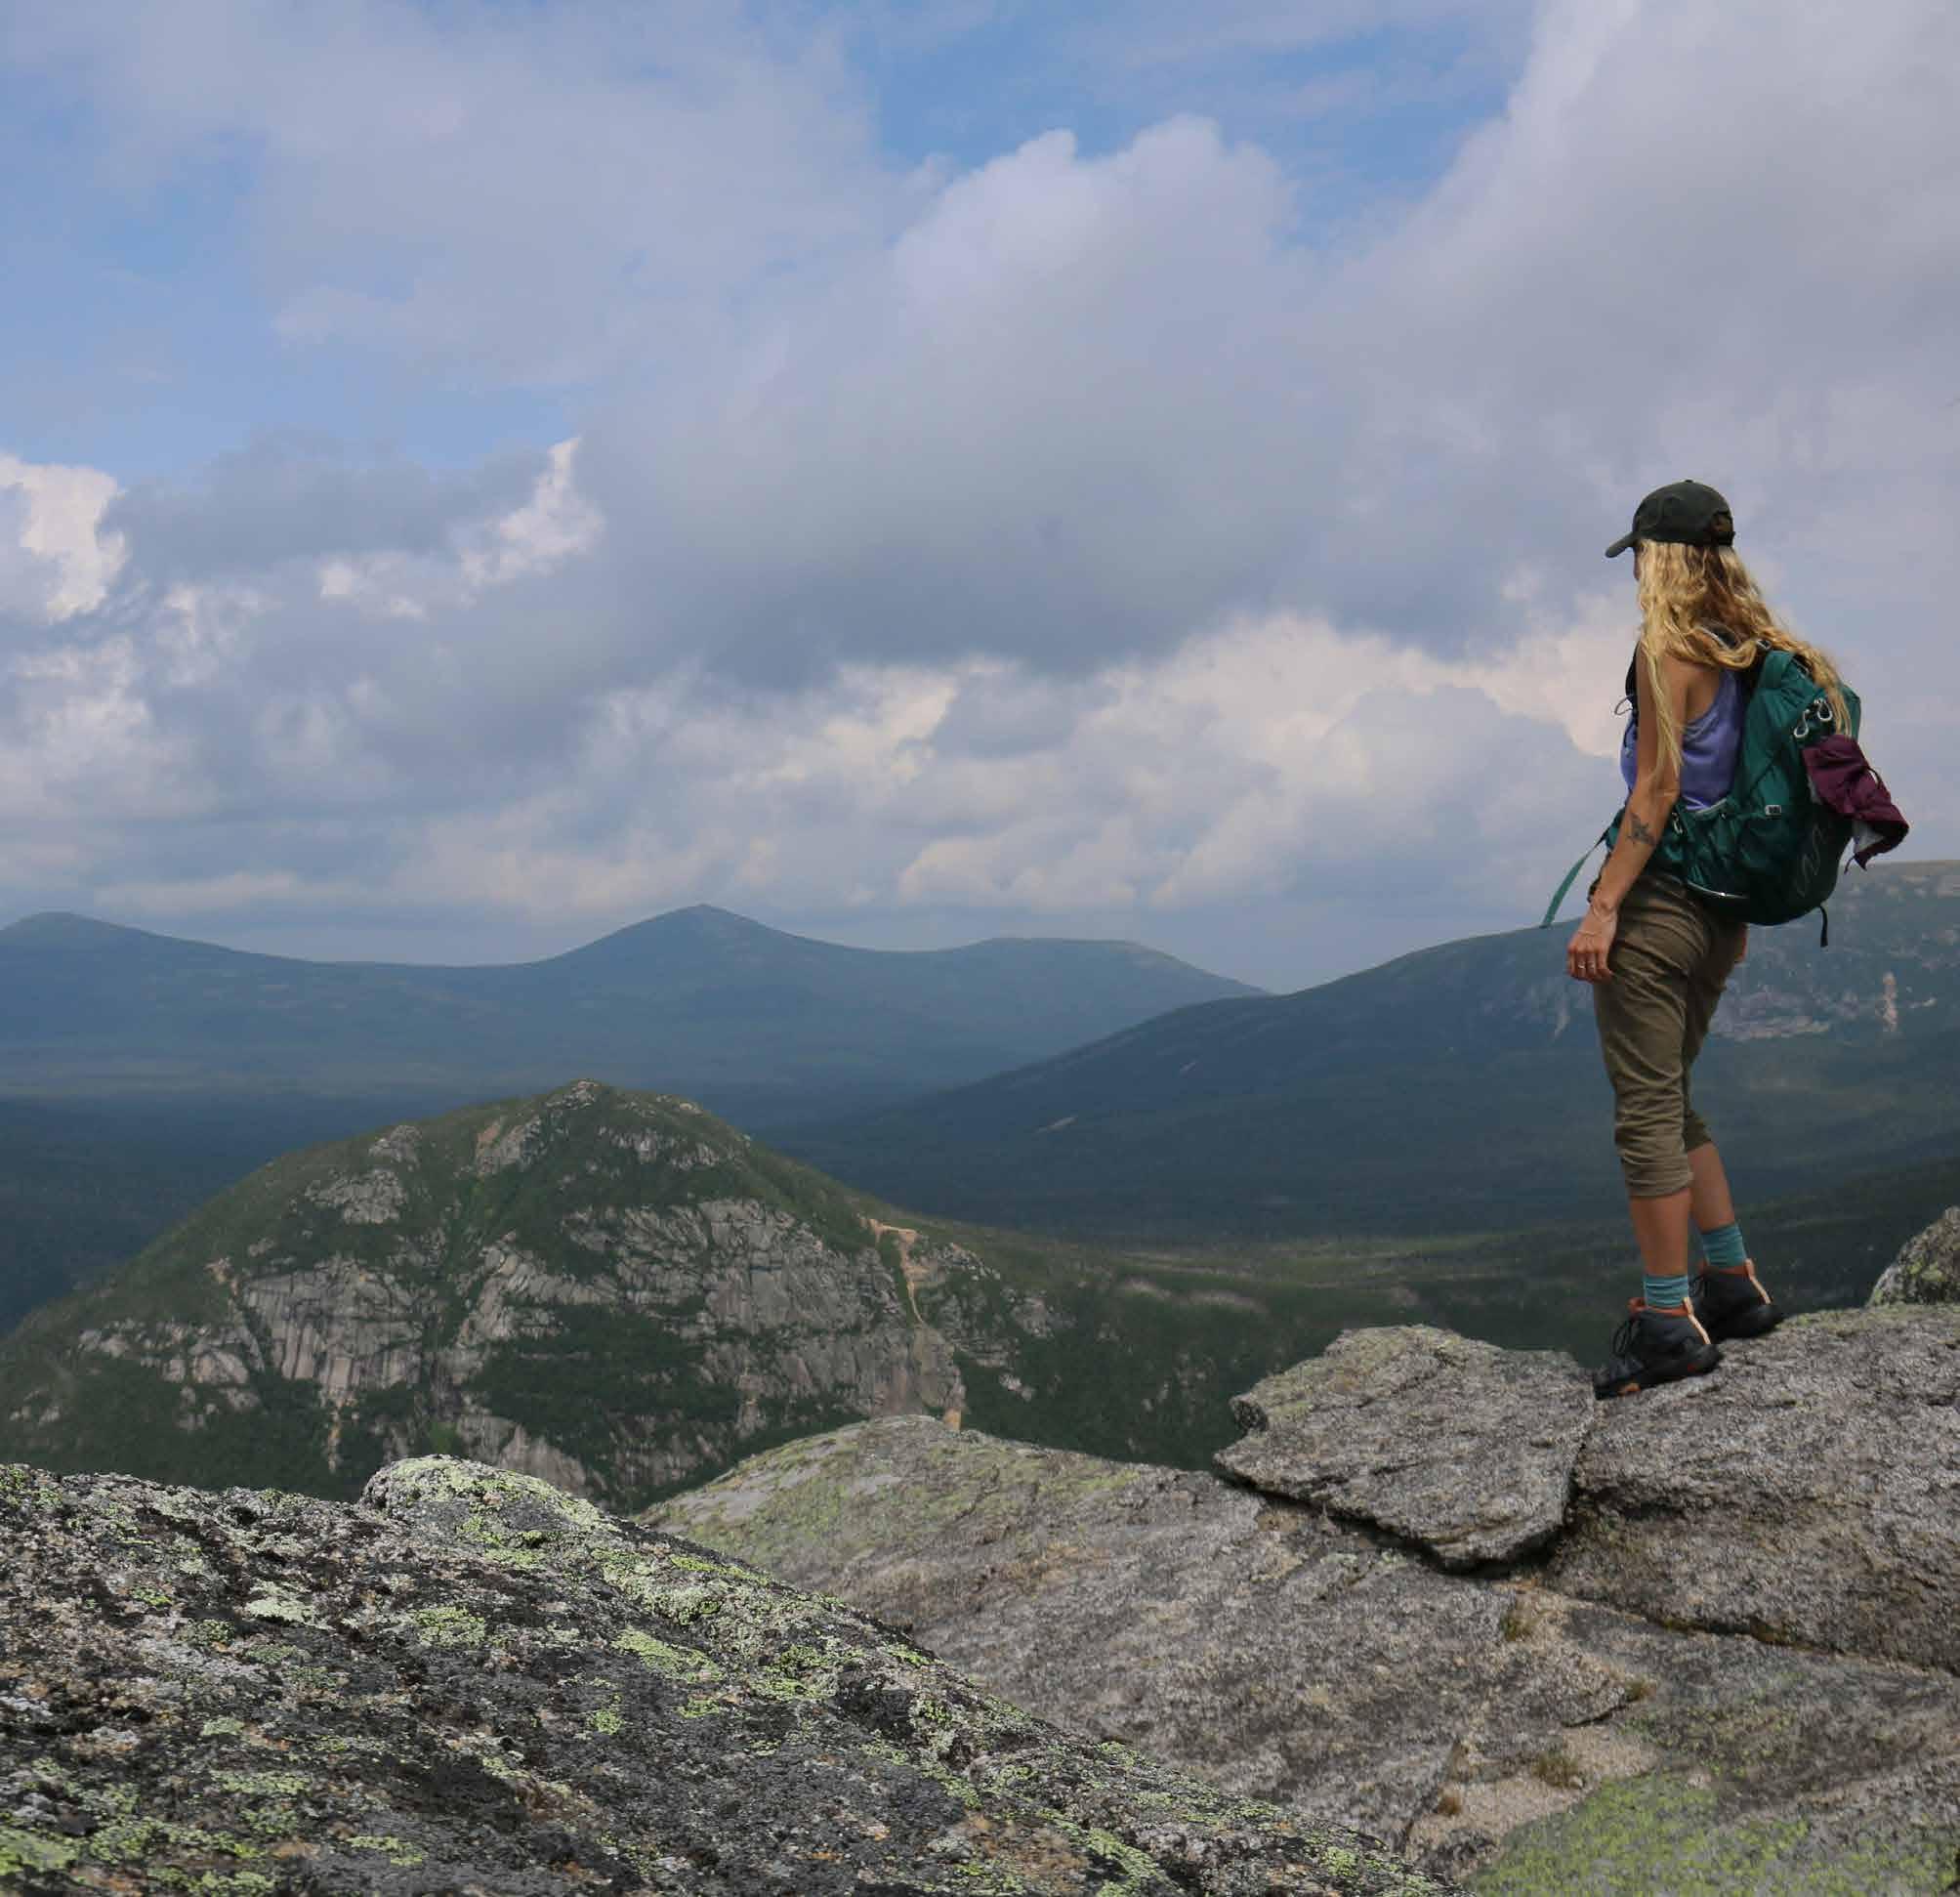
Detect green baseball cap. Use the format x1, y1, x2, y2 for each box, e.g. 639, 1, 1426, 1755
1605, 480, 1735, 558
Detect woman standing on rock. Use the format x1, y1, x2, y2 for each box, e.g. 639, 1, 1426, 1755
1567, 481, 1844, 1399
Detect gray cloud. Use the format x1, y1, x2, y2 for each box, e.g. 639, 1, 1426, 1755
103, 437, 544, 581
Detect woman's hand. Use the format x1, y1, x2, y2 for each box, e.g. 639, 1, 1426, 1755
1567, 904, 1618, 985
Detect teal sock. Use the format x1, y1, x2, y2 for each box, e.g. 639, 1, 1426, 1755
1700, 1221, 1748, 1271
1642, 1271, 1691, 1311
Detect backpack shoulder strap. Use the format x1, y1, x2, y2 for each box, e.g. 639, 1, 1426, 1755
1541, 829, 1612, 928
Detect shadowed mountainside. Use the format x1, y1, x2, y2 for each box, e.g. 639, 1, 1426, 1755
784, 860, 1960, 1240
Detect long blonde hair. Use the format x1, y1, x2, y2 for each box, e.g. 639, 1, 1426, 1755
1634, 540, 1847, 773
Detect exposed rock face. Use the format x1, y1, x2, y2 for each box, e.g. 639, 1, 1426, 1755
0, 1455, 1446, 1896
0, 1082, 1048, 1510
1216, 1328, 1592, 1569
1868, 1205, 1960, 1307
653, 1310, 1960, 1892
1549, 1307, 1960, 1672
1706, 857, 1960, 1039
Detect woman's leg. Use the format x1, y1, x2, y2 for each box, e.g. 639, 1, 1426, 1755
1679, 918, 1745, 1230
1686, 1139, 1780, 1336
1591, 880, 1723, 1395
1687, 1141, 1736, 1232
1628, 1185, 1696, 1282
1594, 886, 1706, 1273
1677, 921, 1779, 1336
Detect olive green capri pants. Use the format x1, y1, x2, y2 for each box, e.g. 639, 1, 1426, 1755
1592, 872, 1748, 1199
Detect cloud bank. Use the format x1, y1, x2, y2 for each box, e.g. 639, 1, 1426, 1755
3, 0, 1954, 987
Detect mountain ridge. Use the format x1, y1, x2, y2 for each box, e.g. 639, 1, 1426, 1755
0, 903, 1259, 1125
784, 859, 1960, 1239
0, 901, 1257, 980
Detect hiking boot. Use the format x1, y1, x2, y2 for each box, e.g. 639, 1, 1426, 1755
1693, 1260, 1782, 1342
1593, 1298, 1722, 1400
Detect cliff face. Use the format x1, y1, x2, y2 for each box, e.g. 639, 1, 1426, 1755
0, 1454, 1446, 1896
0, 1081, 1046, 1510
652, 1288, 1960, 1893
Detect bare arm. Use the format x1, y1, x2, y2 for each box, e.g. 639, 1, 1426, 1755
1567, 650, 1694, 983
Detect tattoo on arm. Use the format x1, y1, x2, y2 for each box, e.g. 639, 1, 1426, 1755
1628, 812, 1657, 847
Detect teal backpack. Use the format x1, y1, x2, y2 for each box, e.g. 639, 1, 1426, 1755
1544, 649, 1859, 940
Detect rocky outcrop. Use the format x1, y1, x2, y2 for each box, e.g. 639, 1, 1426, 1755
0, 1454, 1446, 1896
1216, 1328, 1592, 1569
1869, 1204, 1960, 1306
652, 1307, 1960, 1892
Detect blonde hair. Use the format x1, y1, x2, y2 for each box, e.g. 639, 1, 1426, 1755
1634, 540, 1848, 774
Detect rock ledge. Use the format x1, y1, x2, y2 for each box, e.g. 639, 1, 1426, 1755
1215, 1328, 1592, 1569
655, 1303, 1960, 1892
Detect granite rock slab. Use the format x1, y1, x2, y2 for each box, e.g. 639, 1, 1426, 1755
655, 1417, 1534, 1844
1550, 1306, 1960, 1671
654, 1411, 1960, 1891
1212, 1327, 1594, 1569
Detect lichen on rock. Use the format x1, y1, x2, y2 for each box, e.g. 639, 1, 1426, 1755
0, 1452, 1448, 1894
1867, 1205, 1960, 1307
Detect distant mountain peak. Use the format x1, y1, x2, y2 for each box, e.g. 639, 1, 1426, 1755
3, 910, 121, 939
0, 911, 170, 947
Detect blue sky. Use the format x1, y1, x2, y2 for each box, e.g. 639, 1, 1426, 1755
1, 0, 1954, 989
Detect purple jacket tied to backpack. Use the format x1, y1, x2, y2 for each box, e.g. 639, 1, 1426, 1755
1802, 736, 1908, 867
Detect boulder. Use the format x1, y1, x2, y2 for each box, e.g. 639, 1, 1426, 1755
1868, 1204, 1960, 1307
0, 1454, 1449, 1896
1213, 1327, 1593, 1568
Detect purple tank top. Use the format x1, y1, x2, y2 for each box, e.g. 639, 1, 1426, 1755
1620, 664, 1744, 810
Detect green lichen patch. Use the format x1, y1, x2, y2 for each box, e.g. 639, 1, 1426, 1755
647, 1581, 721, 1624
214, 1769, 314, 1797
1471, 1773, 1960, 1896
0, 1825, 81, 1876
240, 1582, 316, 1626
344, 1833, 427, 1867
615, 1627, 721, 1680
405, 1603, 488, 1649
